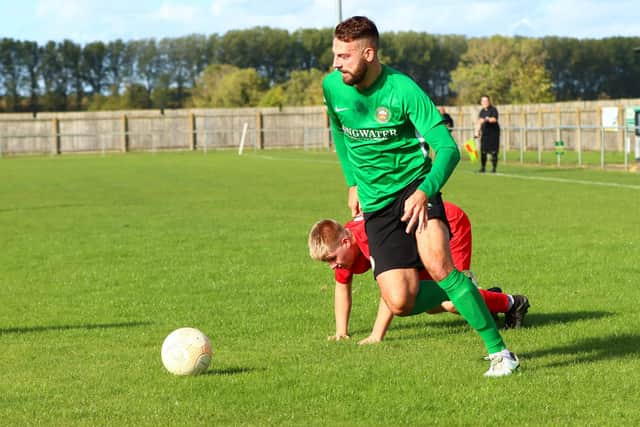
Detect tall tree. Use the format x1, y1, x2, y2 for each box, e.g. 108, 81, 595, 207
183, 34, 211, 88
219, 27, 298, 83
430, 35, 468, 103
0, 38, 21, 111
383, 31, 437, 93
39, 41, 66, 111
281, 68, 325, 106
82, 41, 107, 96
192, 64, 265, 107
104, 39, 131, 96
158, 35, 209, 106
20, 41, 41, 113
450, 36, 553, 104
292, 28, 334, 71
60, 39, 84, 110
130, 39, 163, 96
544, 36, 640, 100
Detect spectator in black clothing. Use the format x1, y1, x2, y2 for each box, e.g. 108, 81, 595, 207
475, 95, 500, 173
438, 106, 454, 131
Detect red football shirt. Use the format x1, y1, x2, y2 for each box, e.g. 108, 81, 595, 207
334, 202, 472, 284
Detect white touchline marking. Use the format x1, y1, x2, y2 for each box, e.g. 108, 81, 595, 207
486, 172, 640, 190
252, 153, 640, 190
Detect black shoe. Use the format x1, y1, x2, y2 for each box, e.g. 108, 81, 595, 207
478, 168, 486, 173
490, 312, 500, 326
504, 295, 530, 329
491, 169, 497, 173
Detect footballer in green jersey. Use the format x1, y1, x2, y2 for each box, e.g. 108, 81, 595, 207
322, 16, 520, 377
323, 64, 460, 213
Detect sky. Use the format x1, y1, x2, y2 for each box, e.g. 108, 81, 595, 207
1, 0, 639, 45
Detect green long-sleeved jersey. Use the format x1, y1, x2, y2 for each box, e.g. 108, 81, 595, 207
323, 65, 460, 212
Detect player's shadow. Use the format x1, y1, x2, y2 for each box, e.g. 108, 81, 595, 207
524, 333, 640, 369
0, 320, 153, 335
0, 203, 92, 213
204, 366, 259, 376
512, 310, 614, 328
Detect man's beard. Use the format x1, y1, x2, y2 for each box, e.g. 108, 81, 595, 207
341, 61, 367, 86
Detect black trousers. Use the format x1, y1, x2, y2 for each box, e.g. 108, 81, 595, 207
480, 150, 499, 171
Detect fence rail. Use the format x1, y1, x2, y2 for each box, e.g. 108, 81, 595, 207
452, 125, 640, 171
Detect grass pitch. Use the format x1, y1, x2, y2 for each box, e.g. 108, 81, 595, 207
1, 150, 639, 426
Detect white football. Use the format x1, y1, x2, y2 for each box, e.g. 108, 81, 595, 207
161, 327, 212, 376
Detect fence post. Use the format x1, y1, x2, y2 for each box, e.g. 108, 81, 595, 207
624, 125, 629, 170
617, 104, 624, 152
555, 107, 561, 147
504, 111, 510, 164
458, 108, 464, 144
52, 117, 61, 155
323, 109, 330, 149
256, 111, 264, 150
538, 110, 543, 164
521, 111, 526, 164
576, 108, 582, 166
597, 106, 603, 168
189, 112, 197, 151
121, 113, 129, 152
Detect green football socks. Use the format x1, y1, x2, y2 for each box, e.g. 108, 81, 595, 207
437, 269, 506, 354
409, 280, 449, 315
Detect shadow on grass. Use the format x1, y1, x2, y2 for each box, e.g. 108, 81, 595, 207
0, 320, 153, 335
526, 333, 640, 368
204, 366, 260, 376
0, 203, 93, 213
519, 310, 614, 328
349, 310, 614, 338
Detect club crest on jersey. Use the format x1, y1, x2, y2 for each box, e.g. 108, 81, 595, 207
375, 106, 390, 123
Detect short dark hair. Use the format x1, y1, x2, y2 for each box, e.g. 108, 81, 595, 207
334, 16, 379, 48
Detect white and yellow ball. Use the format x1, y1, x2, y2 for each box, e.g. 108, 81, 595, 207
161, 327, 212, 376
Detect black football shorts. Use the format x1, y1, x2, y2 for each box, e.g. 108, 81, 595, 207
364, 179, 450, 278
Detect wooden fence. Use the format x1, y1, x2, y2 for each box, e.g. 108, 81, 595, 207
1, 99, 639, 162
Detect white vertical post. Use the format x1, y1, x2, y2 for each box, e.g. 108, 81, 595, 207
600, 127, 605, 169
624, 127, 629, 170
238, 122, 249, 155
520, 126, 524, 165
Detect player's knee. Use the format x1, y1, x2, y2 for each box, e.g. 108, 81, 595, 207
385, 296, 413, 316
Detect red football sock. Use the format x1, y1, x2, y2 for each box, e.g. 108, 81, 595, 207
479, 289, 510, 313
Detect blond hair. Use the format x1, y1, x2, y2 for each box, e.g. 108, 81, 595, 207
308, 219, 348, 261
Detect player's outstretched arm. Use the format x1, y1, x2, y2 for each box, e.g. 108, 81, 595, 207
358, 297, 394, 345
328, 281, 352, 341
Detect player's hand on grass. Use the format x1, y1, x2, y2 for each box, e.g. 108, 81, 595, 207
401, 189, 428, 234
348, 186, 361, 217
327, 334, 350, 341
357, 335, 382, 345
